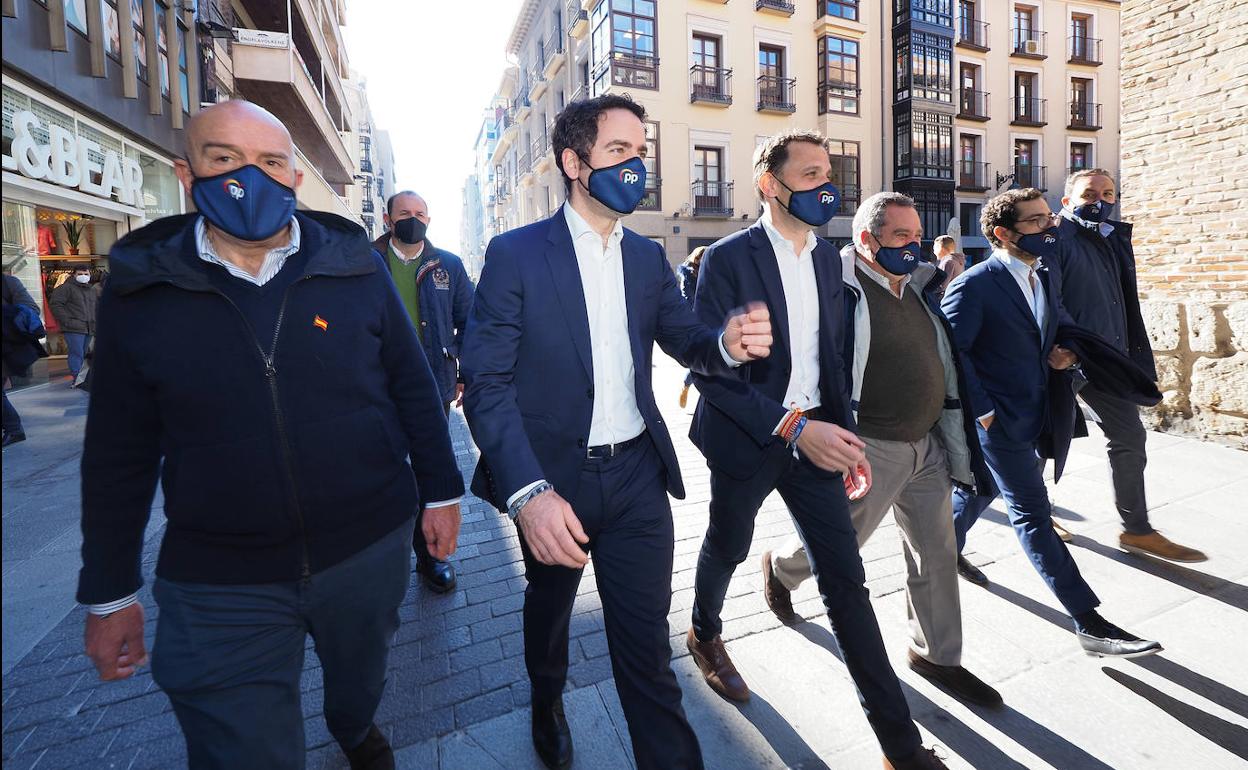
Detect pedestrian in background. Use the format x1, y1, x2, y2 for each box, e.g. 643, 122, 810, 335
677, 246, 707, 409
3, 273, 48, 447
49, 265, 98, 382
934, 235, 966, 296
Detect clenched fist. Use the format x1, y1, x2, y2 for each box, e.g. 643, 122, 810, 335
723, 302, 773, 362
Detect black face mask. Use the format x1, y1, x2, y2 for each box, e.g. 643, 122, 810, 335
392, 217, 427, 245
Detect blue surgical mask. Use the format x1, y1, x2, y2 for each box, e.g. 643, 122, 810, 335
1013, 226, 1060, 259
578, 155, 648, 215
1071, 200, 1114, 223
868, 234, 922, 275
190, 163, 297, 242
776, 180, 841, 227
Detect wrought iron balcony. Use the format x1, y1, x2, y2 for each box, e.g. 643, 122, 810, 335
566, 0, 589, 38
957, 18, 989, 51
1012, 29, 1047, 58
957, 161, 990, 192
1068, 36, 1102, 65
690, 65, 733, 105
691, 181, 734, 217
1068, 102, 1102, 130
1013, 164, 1047, 191
756, 0, 796, 15
1011, 96, 1047, 126
958, 89, 989, 121
757, 76, 796, 113
639, 175, 661, 211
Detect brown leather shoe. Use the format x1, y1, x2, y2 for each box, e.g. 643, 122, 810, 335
907, 650, 1002, 708
883, 746, 948, 769
761, 551, 799, 625
1052, 519, 1074, 542
1119, 531, 1207, 563
686, 628, 750, 702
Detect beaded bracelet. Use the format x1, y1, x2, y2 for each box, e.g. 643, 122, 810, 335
787, 415, 808, 445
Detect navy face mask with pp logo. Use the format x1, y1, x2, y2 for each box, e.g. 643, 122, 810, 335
578, 155, 648, 215
1071, 199, 1115, 223
868, 233, 922, 276
776, 180, 841, 227
1014, 226, 1060, 260
190, 163, 297, 242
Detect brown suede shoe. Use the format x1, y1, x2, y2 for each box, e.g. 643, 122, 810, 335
761, 551, 799, 625
1119, 531, 1207, 563
686, 628, 750, 702
883, 746, 948, 769
678, 384, 690, 409
907, 651, 1003, 708
1052, 519, 1074, 542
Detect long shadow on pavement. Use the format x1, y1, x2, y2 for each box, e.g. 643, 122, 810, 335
734, 691, 831, 770
1102, 668, 1248, 760
791, 623, 1106, 770
1129, 655, 1248, 718
1069, 536, 1248, 613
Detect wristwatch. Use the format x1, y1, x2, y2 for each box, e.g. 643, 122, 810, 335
507, 482, 554, 521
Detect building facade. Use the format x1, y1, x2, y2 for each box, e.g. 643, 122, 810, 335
343, 71, 390, 239
479, 0, 1121, 265
1120, 0, 1247, 446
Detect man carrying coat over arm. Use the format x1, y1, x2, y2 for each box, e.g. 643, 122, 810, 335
460, 94, 772, 770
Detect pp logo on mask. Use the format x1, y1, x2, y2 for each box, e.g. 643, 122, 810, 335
1043, 234, 1056, 244
224, 179, 245, 201
901, 250, 916, 262
819, 191, 837, 205
619, 168, 640, 185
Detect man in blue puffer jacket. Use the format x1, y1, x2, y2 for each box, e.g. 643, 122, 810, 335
372, 191, 475, 593
78, 101, 463, 770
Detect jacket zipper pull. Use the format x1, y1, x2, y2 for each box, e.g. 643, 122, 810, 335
264, 358, 277, 378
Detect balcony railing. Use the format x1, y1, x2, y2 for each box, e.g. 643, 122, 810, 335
569, 83, 587, 103
361, 198, 374, 213
818, 81, 860, 115
359, 158, 373, 173
519, 149, 532, 172
597, 50, 660, 90
756, 0, 796, 15
692, 180, 734, 217
837, 184, 859, 217
1013, 164, 1047, 191
957, 160, 990, 191
957, 18, 989, 50
757, 76, 796, 113
958, 89, 989, 120
530, 135, 547, 168
1068, 36, 1102, 65
690, 65, 733, 105
1011, 96, 1047, 126
566, 0, 589, 37
639, 176, 661, 211
1012, 29, 1047, 58
1068, 101, 1102, 130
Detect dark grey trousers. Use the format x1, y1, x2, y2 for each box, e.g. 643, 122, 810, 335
151, 519, 414, 770
1078, 383, 1152, 535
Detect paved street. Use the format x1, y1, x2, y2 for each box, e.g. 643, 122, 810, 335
3, 358, 1247, 770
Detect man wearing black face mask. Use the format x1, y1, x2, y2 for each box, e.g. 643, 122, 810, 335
77, 101, 464, 770
372, 190, 475, 593
1051, 169, 1205, 563
942, 188, 1161, 659
764, 191, 1000, 710
686, 133, 948, 770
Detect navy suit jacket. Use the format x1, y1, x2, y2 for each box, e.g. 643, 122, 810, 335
460, 206, 733, 511
688, 223, 855, 479
940, 253, 1076, 444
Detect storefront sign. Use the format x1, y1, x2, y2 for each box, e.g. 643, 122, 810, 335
234, 29, 290, 48
1, 111, 144, 207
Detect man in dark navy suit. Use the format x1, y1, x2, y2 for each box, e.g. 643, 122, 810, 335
686, 130, 945, 770
460, 94, 772, 770
942, 187, 1161, 659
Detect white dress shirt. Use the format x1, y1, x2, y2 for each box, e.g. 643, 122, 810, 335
759, 210, 821, 416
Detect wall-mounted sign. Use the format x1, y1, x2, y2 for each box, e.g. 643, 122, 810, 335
2, 111, 144, 207
234, 29, 290, 48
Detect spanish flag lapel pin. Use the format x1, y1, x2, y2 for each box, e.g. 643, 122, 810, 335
313, 315, 329, 332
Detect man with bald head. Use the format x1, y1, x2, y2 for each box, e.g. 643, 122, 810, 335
77, 100, 464, 769
372, 190, 474, 593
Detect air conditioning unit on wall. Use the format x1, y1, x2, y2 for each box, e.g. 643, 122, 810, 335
1023, 39, 1042, 55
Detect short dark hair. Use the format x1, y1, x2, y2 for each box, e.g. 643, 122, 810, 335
752, 129, 830, 200
552, 94, 647, 192
981, 188, 1045, 247
386, 190, 423, 218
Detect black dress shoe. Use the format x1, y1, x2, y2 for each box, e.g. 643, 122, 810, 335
531, 697, 573, 770
1076, 616, 1162, 658
345, 724, 394, 770
907, 651, 1003, 708
956, 555, 989, 587
2, 431, 26, 448
416, 555, 457, 593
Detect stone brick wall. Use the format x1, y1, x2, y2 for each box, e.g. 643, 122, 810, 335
1120, 0, 1248, 448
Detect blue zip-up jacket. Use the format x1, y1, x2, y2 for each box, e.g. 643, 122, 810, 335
77, 211, 464, 604
372, 233, 474, 404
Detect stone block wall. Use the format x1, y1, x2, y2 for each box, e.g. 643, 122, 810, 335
1121, 0, 1248, 448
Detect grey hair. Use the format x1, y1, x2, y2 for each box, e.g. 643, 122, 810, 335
851, 191, 916, 255
1063, 167, 1115, 199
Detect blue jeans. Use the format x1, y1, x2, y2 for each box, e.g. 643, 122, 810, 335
151, 519, 414, 770
64, 332, 91, 378
953, 422, 1100, 617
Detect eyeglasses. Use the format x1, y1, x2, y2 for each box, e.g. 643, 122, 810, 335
1016, 212, 1060, 229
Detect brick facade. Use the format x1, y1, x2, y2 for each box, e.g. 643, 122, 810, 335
1120, 0, 1248, 447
